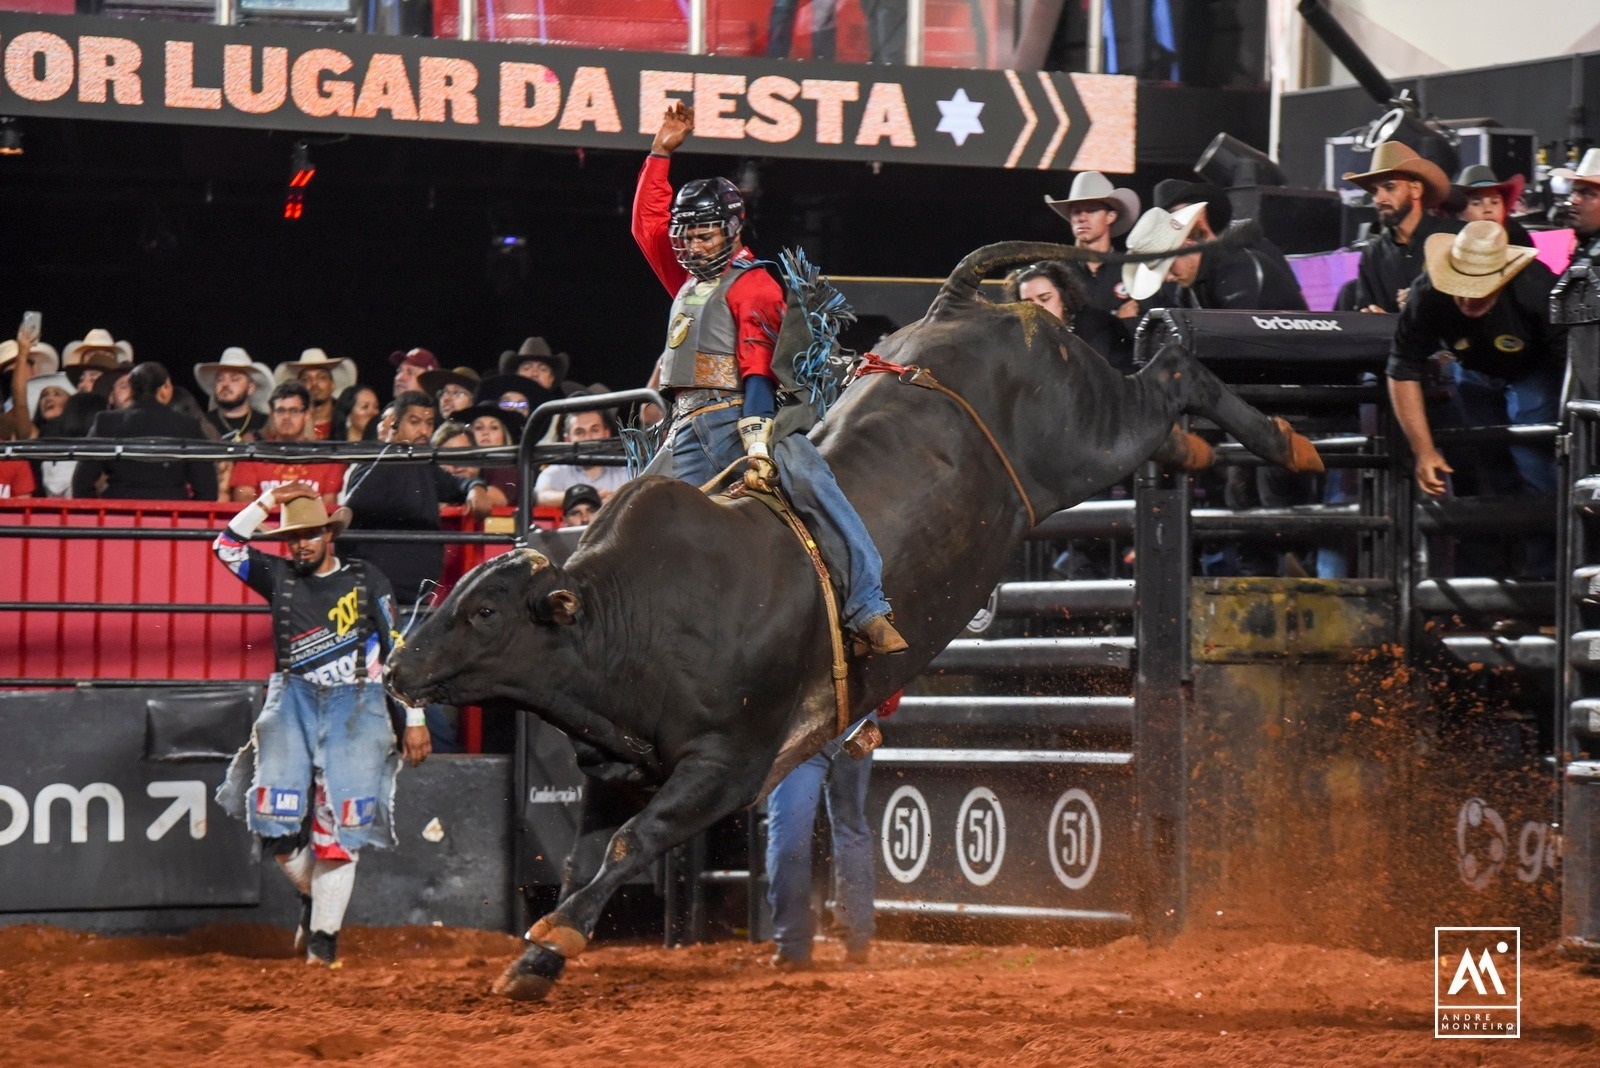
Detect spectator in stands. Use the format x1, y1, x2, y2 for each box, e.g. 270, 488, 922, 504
62, 328, 132, 375
1344, 141, 1459, 314
0, 451, 33, 496
72, 362, 217, 501
498, 338, 571, 394
276, 349, 356, 440
1124, 202, 1308, 311
419, 366, 481, 421
768, 0, 837, 60
26, 372, 73, 428
33, 385, 102, 498
0, 336, 59, 384
1554, 148, 1600, 274
332, 384, 382, 442
1002, 261, 1132, 371
194, 347, 272, 443
340, 391, 479, 606
561, 483, 601, 527
231, 382, 346, 510
456, 402, 523, 509
1388, 221, 1565, 576
0, 318, 47, 442
390, 347, 439, 400
97, 366, 133, 410
1449, 166, 1534, 248
1044, 171, 1141, 330
472, 372, 557, 443
63, 350, 120, 395
535, 393, 629, 507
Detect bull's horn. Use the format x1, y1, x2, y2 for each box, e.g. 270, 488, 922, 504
934, 224, 1264, 307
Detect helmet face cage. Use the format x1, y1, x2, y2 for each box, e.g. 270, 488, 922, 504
669, 178, 745, 281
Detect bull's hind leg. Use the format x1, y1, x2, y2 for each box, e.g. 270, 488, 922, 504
1142, 342, 1323, 474
495, 755, 760, 1002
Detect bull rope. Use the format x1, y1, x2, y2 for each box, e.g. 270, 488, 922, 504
852, 354, 1039, 530
698, 459, 852, 738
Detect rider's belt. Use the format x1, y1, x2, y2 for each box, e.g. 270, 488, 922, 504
671, 388, 742, 419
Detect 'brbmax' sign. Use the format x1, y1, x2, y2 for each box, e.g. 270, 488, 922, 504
0, 13, 1135, 171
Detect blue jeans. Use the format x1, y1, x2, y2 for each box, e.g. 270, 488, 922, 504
647, 405, 893, 629
765, 718, 876, 961
216, 674, 401, 852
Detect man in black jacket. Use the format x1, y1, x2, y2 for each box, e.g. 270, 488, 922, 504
1344, 140, 1460, 314
72, 362, 217, 500
1123, 201, 1308, 312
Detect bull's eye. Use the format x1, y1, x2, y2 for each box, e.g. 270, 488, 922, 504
475, 606, 495, 620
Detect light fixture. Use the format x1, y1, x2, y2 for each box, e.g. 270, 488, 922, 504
285, 141, 314, 220
1195, 134, 1286, 188
0, 118, 23, 157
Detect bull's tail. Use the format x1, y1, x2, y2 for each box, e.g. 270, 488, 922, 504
933, 224, 1264, 309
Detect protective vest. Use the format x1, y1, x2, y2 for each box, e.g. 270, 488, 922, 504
658, 261, 753, 391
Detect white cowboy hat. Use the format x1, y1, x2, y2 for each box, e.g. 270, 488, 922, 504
0, 339, 60, 375
1044, 171, 1142, 238
24, 371, 74, 419
1552, 147, 1600, 187
1424, 220, 1537, 300
63, 328, 133, 367
194, 347, 274, 413
274, 347, 357, 394
1121, 203, 1208, 301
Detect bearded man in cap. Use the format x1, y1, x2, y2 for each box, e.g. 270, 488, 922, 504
195, 347, 272, 443
1554, 148, 1600, 275
214, 481, 430, 966
1345, 141, 1462, 314
635, 102, 905, 657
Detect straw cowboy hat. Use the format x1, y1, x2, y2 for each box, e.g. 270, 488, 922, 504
1424, 221, 1537, 300
1552, 147, 1600, 187
194, 347, 273, 413
0, 339, 60, 375
262, 492, 352, 539
24, 372, 74, 419
274, 348, 357, 394
63, 328, 133, 367
498, 336, 570, 382
1342, 140, 1451, 208
1044, 171, 1141, 237
63, 349, 121, 387
1121, 203, 1207, 301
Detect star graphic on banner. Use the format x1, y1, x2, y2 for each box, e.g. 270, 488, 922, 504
935, 88, 985, 147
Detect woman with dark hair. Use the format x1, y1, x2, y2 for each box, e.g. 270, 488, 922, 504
454, 402, 526, 510
1003, 260, 1134, 372
38, 390, 108, 497
331, 384, 383, 442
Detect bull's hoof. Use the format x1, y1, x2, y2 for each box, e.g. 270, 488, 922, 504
493, 942, 567, 1002
524, 917, 588, 959
1275, 417, 1325, 474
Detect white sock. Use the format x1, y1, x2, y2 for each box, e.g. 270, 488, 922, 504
309, 854, 359, 935
275, 846, 314, 897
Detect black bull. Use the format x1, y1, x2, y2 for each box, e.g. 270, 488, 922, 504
386, 240, 1322, 1000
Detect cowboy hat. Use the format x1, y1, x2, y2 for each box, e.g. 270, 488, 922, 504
1044, 172, 1141, 237
261, 493, 352, 539
1552, 147, 1600, 187
194, 347, 273, 412
91, 365, 130, 398
24, 372, 74, 419
274, 348, 357, 394
63, 349, 122, 387
498, 337, 570, 381
456, 402, 528, 443
418, 365, 482, 397
1342, 140, 1451, 208
1424, 221, 1536, 300
63, 328, 133, 367
0, 339, 60, 375
1154, 179, 1233, 231
1121, 203, 1207, 302
1446, 165, 1526, 216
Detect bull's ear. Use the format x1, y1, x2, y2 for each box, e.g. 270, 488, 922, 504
539, 589, 581, 626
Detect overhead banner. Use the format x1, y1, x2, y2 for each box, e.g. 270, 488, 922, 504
0, 13, 1135, 172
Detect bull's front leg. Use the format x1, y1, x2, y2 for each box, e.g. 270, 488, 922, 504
494, 754, 763, 1002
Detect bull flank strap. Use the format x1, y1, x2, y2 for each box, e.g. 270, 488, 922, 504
853, 353, 1038, 529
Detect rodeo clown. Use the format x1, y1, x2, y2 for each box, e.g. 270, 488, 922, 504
635, 101, 906, 656
213, 481, 431, 966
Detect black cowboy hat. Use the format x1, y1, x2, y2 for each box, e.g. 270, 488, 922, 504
455, 403, 528, 443
498, 337, 570, 381
417, 365, 482, 397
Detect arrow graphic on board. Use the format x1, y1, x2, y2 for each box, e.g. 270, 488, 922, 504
1002, 70, 1037, 168
146, 781, 208, 841
1035, 72, 1069, 170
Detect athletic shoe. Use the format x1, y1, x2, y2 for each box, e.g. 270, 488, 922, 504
293, 894, 312, 953
305, 930, 338, 967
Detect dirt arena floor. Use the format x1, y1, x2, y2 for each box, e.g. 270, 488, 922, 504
2, 923, 1597, 1066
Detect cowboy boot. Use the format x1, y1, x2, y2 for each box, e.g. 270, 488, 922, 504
854, 615, 908, 656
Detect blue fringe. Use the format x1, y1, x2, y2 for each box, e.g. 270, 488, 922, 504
776, 248, 856, 420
